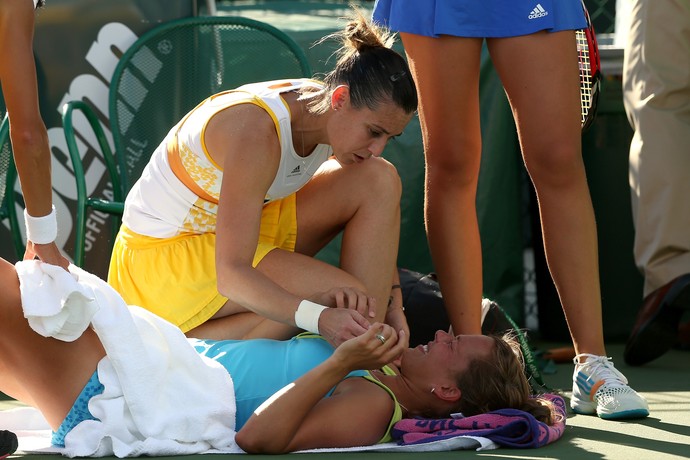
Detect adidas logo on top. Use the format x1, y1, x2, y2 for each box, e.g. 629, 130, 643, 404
288, 164, 301, 176
528, 3, 548, 19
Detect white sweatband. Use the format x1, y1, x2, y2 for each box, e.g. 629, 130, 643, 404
24, 205, 58, 244
294, 300, 328, 335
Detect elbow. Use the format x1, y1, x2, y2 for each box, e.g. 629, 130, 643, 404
216, 270, 230, 299
10, 123, 48, 153
215, 262, 243, 300
235, 429, 289, 454
234, 430, 264, 454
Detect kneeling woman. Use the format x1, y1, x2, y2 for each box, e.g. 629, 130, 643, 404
0, 258, 557, 455
107, 11, 417, 346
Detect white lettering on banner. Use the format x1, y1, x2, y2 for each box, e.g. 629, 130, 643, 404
47, 22, 139, 260
47, 126, 106, 250
86, 23, 139, 82
59, 75, 111, 128
125, 138, 148, 171
84, 210, 105, 251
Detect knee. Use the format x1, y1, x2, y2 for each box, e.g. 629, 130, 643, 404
525, 144, 586, 189
345, 275, 368, 294
425, 142, 482, 190
360, 157, 402, 202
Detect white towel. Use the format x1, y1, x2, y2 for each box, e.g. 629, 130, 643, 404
1, 406, 498, 455
15, 261, 240, 457
17, 261, 98, 342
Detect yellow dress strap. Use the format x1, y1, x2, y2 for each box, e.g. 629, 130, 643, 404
165, 92, 276, 205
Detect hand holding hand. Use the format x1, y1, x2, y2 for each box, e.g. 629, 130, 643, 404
317, 307, 370, 347
315, 286, 377, 320
331, 323, 407, 371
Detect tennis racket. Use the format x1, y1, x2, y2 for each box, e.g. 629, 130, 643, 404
576, 1, 601, 131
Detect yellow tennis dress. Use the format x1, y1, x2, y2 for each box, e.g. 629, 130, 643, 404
108, 79, 332, 331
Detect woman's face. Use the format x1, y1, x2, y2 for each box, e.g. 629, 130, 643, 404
400, 331, 495, 386
327, 98, 413, 165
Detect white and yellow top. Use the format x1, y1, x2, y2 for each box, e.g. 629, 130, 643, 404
122, 78, 332, 239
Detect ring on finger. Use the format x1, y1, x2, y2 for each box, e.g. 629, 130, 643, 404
375, 333, 386, 344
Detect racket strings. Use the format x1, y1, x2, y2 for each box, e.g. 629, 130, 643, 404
577, 29, 593, 125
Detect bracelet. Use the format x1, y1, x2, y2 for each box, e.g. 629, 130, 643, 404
388, 284, 405, 311
24, 205, 57, 245
294, 300, 328, 335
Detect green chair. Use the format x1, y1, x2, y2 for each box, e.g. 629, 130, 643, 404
62, 15, 312, 267
0, 114, 24, 260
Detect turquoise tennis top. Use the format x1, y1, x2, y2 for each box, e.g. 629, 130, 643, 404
190, 333, 403, 442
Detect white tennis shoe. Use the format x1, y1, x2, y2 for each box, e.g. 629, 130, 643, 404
571, 353, 649, 420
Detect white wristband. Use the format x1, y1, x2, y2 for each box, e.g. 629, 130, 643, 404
294, 300, 328, 335
24, 205, 58, 244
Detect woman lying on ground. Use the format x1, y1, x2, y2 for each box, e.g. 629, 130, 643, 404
0, 258, 557, 455
107, 10, 417, 347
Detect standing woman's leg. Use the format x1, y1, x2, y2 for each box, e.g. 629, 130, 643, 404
488, 30, 604, 356
399, 34, 485, 334
0, 258, 104, 429
489, 30, 648, 419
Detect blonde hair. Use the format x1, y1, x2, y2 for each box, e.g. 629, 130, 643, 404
300, 9, 417, 115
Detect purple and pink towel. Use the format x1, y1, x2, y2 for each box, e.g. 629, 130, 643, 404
392, 394, 567, 449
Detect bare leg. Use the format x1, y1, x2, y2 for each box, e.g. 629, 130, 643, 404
0, 360, 35, 406
190, 157, 401, 339
188, 250, 370, 340
294, 157, 402, 322
188, 310, 299, 341
0, 258, 105, 429
400, 33, 485, 334
489, 31, 605, 356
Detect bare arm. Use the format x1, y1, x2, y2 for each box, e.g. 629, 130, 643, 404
210, 104, 299, 325
209, 105, 371, 343
0, 0, 68, 268
236, 324, 406, 453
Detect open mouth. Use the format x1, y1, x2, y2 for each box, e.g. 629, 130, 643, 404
353, 152, 368, 162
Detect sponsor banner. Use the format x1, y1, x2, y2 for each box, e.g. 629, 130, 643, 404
1, 0, 193, 277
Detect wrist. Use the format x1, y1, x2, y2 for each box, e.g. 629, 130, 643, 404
24, 206, 58, 244
294, 300, 328, 335
324, 351, 353, 375
388, 284, 404, 311
387, 304, 404, 313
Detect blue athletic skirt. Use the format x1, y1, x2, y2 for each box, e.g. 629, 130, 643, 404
372, 0, 587, 38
